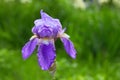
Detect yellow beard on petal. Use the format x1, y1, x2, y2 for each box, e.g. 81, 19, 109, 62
30, 35, 37, 40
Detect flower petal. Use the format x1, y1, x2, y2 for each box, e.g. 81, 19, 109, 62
40, 10, 62, 31
61, 37, 76, 59
34, 19, 44, 27
40, 10, 53, 20
32, 10, 63, 38
38, 28, 53, 38
22, 38, 38, 59
32, 26, 38, 34
37, 41, 56, 70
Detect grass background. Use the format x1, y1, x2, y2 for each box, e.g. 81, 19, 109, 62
0, 0, 120, 80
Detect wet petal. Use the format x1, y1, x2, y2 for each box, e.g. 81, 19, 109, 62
37, 41, 56, 70
61, 37, 76, 59
22, 38, 38, 59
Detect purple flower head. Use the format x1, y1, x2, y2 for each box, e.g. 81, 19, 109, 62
32, 10, 62, 38
22, 10, 76, 70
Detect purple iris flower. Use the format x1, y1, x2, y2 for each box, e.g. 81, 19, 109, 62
22, 10, 76, 70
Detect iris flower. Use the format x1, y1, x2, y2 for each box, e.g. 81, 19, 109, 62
22, 10, 76, 70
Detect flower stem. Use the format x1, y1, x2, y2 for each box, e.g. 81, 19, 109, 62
48, 60, 56, 79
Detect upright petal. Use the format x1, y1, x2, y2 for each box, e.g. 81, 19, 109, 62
40, 10, 53, 20
37, 41, 56, 70
32, 26, 38, 34
22, 38, 38, 59
40, 10, 62, 30
34, 19, 44, 27
61, 37, 76, 59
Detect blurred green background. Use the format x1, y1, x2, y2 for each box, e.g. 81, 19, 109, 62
0, 0, 120, 80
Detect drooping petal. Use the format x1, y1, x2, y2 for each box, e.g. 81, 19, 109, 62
61, 37, 76, 59
37, 41, 56, 70
22, 38, 38, 59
